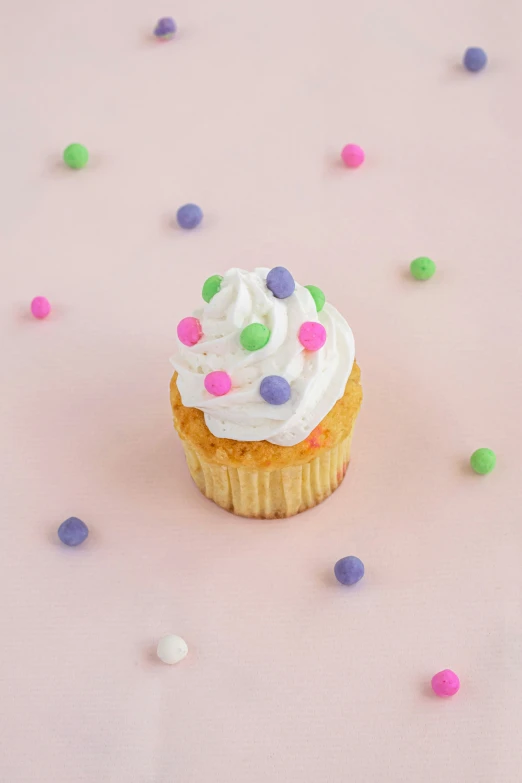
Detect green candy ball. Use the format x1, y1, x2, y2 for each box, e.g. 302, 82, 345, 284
240, 323, 270, 351
305, 285, 325, 312
470, 448, 496, 475
63, 143, 89, 169
202, 275, 223, 303
410, 256, 436, 281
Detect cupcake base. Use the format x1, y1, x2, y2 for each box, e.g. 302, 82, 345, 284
171, 361, 362, 519
181, 433, 353, 519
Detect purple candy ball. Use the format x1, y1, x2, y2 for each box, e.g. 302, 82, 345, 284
154, 17, 177, 38
334, 555, 364, 586
266, 267, 295, 299
463, 46, 487, 72
260, 375, 291, 405
58, 517, 89, 547
177, 203, 203, 229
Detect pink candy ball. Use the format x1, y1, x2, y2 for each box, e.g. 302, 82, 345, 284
341, 144, 365, 168
204, 371, 231, 397
177, 316, 202, 346
298, 321, 327, 351
30, 296, 51, 319
431, 669, 460, 697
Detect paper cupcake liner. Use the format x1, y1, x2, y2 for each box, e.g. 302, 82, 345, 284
181, 433, 354, 519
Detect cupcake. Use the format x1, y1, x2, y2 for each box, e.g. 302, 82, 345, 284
170, 267, 362, 518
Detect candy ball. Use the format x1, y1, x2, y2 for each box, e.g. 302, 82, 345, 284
177, 316, 202, 346
157, 634, 188, 665
154, 17, 177, 40
58, 517, 89, 547
305, 285, 325, 312
463, 47, 487, 72
30, 296, 51, 319
204, 371, 231, 396
177, 203, 203, 230
260, 375, 291, 405
240, 323, 270, 351
431, 669, 460, 697
298, 321, 326, 351
266, 267, 295, 299
202, 274, 223, 303
63, 143, 89, 169
410, 256, 436, 281
470, 447, 496, 475
341, 144, 365, 168
334, 555, 365, 585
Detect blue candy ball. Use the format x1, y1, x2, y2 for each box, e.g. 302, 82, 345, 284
463, 47, 487, 72
266, 266, 295, 299
58, 517, 89, 547
154, 17, 177, 39
260, 375, 291, 405
177, 204, 203, 230
334, 555, 364, 586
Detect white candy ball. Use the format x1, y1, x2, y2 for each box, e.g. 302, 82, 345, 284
157, 634, 188, 665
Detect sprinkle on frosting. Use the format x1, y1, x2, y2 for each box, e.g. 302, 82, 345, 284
305, 285, 325, 312
240, 323, 270, 351
266, 266, 295, 299
298, 321, 327, 351
204, 371, 231, 397
177, 317, 202, 346
260, 375, 291, 405
202, 275, 223, 303
171, 268, 354, 446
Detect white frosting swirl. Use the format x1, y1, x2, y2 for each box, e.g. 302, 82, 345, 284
171, 268, 355, 446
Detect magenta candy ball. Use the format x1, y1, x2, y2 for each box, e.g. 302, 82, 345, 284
298, 321, 326, 351
177, 316, 202, 347
204, 371, 231, 397
431, 669, 460, 697
30, 296, 51, 319
341, 144, 365, 168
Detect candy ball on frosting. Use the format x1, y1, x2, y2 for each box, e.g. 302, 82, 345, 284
202, 275, 223, 303
305, 285, 325, 312
204, 371, 231, 396
298, 321, 326, 351
177, 316, 202, 346
240, 323, 270, 351
266, 267, 295, 299
260, 375, 291, 405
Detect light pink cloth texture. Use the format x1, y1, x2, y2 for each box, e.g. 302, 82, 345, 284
2, 0, 522, 781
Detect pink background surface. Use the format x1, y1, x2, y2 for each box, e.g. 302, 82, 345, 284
2, 1, 522, 780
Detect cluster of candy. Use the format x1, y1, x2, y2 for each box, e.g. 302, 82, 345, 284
177, 267, 327, 404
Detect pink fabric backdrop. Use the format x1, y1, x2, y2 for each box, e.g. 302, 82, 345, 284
2, 0, 522, 780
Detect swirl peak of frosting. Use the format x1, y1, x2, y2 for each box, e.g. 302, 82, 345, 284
171, 267, 355, 446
